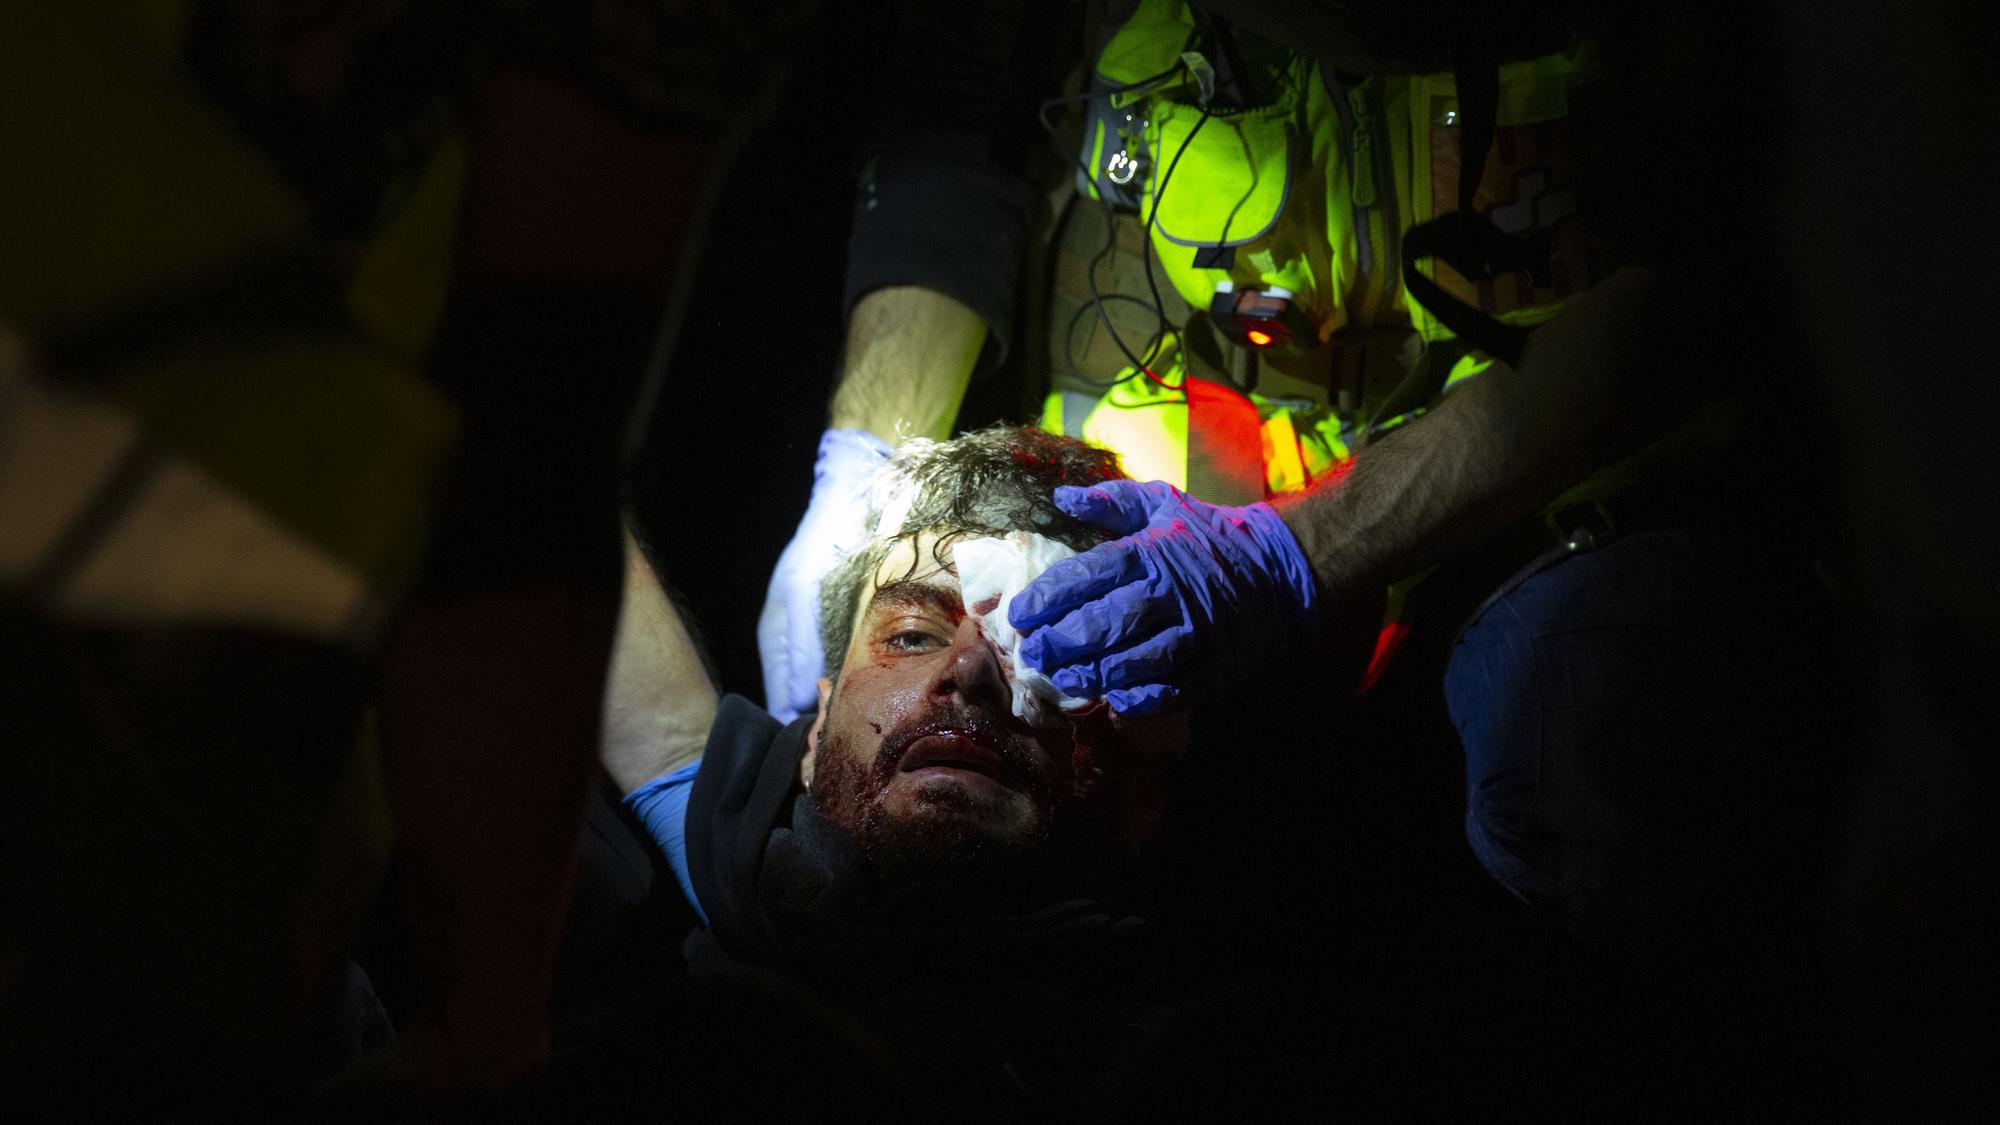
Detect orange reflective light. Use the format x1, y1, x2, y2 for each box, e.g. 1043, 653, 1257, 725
1245, 329, 1274, 347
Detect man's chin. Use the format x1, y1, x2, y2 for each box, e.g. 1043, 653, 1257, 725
809, 737, 1061, 879
877, 771, 1041, 847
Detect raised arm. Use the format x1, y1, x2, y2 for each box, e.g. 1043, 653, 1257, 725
1009, 267, 1701, 712
756, 0, 1070, 721
601, 523, 721, 794
1279, 267, 1688, 603
828, 284, 987, 444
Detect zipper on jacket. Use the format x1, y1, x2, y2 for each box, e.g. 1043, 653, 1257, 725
1325, 68, 1372, 279
1341, 77, 1401, 332
1366, 79, 1401, 330
1345, 84, 1377, 211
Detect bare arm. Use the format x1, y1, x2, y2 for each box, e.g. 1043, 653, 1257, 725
828, 285, 986, 442
1280, 267, 1695, 602
600, 523, 721, 794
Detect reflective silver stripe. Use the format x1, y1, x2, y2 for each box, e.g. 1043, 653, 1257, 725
1059, 390, 1100, 438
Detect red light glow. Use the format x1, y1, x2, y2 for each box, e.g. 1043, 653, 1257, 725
1245, 329, 1274, 347
1357, 621, 1412, 698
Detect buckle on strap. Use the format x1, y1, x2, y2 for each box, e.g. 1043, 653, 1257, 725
1544, 499, 1617, 553
1450, 500, 1618, 649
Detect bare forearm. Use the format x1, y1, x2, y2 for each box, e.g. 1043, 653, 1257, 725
600, 523, 719, 794
828, 285, 986, 442
1280, 267, 1691, 603
1281, 372, 1525, 600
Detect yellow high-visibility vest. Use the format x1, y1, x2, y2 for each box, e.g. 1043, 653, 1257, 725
1046, 0, 1597, 500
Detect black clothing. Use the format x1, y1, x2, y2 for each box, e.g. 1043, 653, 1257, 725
844, 152, 1038, 358
683, 695, 810, 970
674, 695, 1327, 1115
841, 1, 1078, 357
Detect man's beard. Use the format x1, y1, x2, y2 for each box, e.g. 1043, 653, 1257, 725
810, 702, 1079, 889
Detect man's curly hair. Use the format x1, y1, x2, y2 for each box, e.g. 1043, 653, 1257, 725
818, 426, 1127, 679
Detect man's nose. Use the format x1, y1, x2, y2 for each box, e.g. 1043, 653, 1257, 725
936, 616, 1009, 710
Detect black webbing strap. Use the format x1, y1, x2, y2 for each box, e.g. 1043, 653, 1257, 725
1398, 59, 1549, 371
1454, 61, 1499, 218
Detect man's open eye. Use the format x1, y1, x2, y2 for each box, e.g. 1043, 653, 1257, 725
880, 621, 948, 653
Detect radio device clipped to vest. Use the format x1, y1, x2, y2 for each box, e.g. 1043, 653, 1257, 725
1209, 282, 1314, 351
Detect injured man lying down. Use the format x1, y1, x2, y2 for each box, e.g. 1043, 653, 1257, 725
596, 426, 1327, 1115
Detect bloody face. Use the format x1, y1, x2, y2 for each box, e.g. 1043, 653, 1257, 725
809, 533, 1183, 888
809, 535, 1079, 870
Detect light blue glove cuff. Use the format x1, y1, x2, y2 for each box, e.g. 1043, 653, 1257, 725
815, 427, 894, 488
760, 428, 894, 722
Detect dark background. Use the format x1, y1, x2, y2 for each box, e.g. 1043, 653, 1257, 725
5, 0, 1994, 1116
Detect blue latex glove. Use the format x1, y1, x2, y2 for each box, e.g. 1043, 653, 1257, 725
1007, 480, 1320, 715
758, 428, 892, 721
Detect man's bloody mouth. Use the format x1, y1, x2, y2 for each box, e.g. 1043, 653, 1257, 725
888, 724, 1022, 787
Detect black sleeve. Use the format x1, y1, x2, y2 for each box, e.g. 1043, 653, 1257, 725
841, 1, 1082, 357
685, 695, 812, 965
844, 153, 1036, 349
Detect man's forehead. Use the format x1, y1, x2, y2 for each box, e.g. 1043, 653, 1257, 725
872, 532, 954, 585
845, 532, 961, 637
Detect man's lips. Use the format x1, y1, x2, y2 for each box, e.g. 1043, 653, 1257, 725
891, 726, 1022, 786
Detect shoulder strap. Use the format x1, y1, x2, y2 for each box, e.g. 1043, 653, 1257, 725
1397, 59, 1552, 370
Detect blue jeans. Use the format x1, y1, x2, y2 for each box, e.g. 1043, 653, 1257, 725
1444, 528, 1810, 936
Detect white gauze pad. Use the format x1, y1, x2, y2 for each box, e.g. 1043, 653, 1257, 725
951, 531, 1095, 727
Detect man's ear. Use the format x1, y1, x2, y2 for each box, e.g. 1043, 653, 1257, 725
800, 677, 832, 791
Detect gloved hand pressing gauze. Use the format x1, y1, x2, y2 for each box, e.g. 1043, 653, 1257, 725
951, 532, 1096, 727
1006, 480, 1321, 716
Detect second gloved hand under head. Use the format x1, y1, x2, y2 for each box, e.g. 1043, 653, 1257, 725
758, 428, 893, 722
